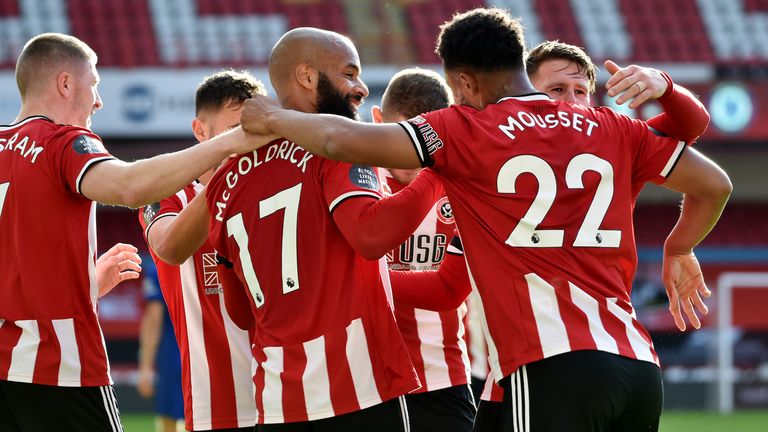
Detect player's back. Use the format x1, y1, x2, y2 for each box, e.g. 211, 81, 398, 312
400, 94, 685, 381
0, 116, 114, 386
207, 138, 418, 423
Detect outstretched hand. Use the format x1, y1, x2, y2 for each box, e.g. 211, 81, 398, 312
662, 251, 711, 331
96, 243, 142, 298
604, 60, 668, 109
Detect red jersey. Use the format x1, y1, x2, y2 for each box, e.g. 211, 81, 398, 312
140, 183, 256, 430
206, 139, 418, 424
0, 116, 115, 386
399, 94, 686, 382
384, 173, 471, 393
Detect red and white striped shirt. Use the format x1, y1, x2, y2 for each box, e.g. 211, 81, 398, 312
401, 95, 683, 382
0, 117, 114, 387
384, 173, 471, 393
206, 140, 419, 424
141, 183, 256, 431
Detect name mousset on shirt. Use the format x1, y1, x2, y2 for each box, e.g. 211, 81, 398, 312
0, 132, 44, 163
498, 110, 599, 140
214, 139, 313, 221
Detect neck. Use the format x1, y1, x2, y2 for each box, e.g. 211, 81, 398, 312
480, 70, 538, 107
280, 92, 317, 114
15, 98, 71, 126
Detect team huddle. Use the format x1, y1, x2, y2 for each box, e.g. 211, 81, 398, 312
0, 7, 730, 432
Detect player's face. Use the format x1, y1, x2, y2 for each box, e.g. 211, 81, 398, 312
315, 44, 368, 120
204, 103, 244, 139
72, 60, 103, 129
530, 59, 591, 106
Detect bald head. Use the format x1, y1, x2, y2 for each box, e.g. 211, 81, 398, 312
268, 27, 361, 103
16, 33, 97, 100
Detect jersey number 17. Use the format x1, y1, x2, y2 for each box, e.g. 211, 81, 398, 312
225, 183, 302, 308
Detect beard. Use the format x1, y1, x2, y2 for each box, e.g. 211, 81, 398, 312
316, 72, 362, 120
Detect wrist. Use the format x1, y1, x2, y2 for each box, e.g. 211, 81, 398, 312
664, 239, 693, 256
658, 71, 674, 99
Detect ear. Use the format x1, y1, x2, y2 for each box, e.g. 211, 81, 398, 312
371, 105, 383, 124
56, 71, 71, 98
295, 63, 319, 91
458, 71, 478, 97
191, 117, 207, 142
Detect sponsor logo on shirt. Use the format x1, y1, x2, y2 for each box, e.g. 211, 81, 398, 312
71, 135, 107, 155
202, 253, 220, 290
348, 165, 380, 191
436, 197, 454, 225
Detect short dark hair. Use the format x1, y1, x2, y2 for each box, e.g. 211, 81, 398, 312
526, 41, 598, 93
382, 68, 453, 119
195, 70, 267, 115
16, 33, 97, 98
436, 8, 526, 72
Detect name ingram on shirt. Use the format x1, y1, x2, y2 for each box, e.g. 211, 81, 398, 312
214, 140, 313, 221
0, 132, 44, 163
498, 110, 599, 140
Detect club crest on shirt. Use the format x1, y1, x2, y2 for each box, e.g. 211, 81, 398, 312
71, 135, 107, 155
348, 165, 379, 191
436, 197, 454, 225
142, 202, 161, 226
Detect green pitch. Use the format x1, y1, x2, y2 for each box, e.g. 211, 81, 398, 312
121, 410, 768, 432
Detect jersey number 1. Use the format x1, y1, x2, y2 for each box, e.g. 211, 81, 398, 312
0, 182, 9, 220
226, 183, 302, 308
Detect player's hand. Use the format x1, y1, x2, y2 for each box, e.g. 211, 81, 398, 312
96, 243, 142, 298
662, 250, 711, 331
604, 60, 668, 109
137, 366, 155, 399
241, 95, 283, 136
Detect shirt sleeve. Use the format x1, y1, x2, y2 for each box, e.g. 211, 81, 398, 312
49, 127, 115, 196
140, 192, 185, 239
397, 106, 477, 181
320, 160, 384, 213
617, 112, 687, 185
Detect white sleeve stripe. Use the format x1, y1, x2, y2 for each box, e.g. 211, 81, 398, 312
328, 191, 381, 213
143, 212, 179, 238
75, 156, 115, 196
398, 121, 427, 164
660, 141, 686, 177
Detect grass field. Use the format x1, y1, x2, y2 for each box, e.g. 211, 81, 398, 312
122, 410, 768, 431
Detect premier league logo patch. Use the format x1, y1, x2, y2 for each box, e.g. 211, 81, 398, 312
436, 197, 454, 224
71, 135, 107, 155
142, 202, 161, 226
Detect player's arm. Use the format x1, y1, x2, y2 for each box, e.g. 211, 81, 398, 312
137, 300, 163, 399
147, 191, 210, 265
604, 60, 709, 142
81, 127, 262, 208
660, 147, 731, 331
96, 243, 142, 298
389, 236, 471, 311
333, 169, 443, 259
217, 255, 254, 331
241, 96, 422, 169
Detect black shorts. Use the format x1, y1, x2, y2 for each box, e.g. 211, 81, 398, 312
257, 396, 409, 432
473, 400, 503, 432
499, 351, 662, 432
0, 380, 124, 432
405, 384, 476, 432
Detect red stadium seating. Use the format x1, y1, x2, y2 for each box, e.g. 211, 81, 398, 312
3, 0, 768, 68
